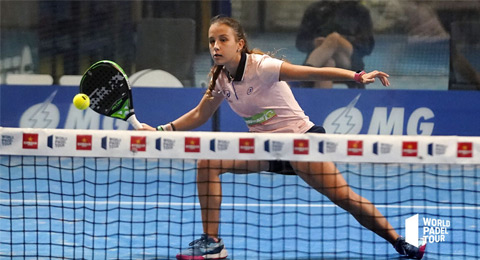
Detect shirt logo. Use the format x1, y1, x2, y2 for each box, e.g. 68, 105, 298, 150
131, 136, 146, 152
23, 133, 38, 149
243, 109, 277, 126
76, 135, 92, 150
185, 137, 200, 153
239, 138, 255, 153
294, 139, 309, 155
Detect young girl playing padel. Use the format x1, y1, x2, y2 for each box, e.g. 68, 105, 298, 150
139, 15, 426, 260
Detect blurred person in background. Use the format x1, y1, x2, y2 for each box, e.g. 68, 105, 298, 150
366, 0, 480, 90
296, 0, 374, 89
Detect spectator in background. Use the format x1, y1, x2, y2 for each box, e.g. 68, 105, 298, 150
365, 0, 480, 90
296, 0, 374, 88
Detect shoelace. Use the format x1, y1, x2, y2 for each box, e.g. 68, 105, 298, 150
189, 234, 209, 247
395, 238, 419, 258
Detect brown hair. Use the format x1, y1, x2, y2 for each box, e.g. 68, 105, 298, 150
205, 15, 264, 99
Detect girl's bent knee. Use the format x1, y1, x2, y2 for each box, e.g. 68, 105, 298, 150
197, 159, 211, 169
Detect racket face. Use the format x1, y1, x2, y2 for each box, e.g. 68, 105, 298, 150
80, 60, 134, 120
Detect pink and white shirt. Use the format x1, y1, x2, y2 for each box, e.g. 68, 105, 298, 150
212, 53, 314, 133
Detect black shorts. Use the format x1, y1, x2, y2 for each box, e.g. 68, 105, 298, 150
268, 125, 325, 175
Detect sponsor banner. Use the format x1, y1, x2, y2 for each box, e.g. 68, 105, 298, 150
239, 138, 255, 154
2, 85, 480, 136
131, 136, 147, 152
22, 133, 38, 149
1, 127, 479, 164
76, 135, 92, 150
0, 85, 211, 131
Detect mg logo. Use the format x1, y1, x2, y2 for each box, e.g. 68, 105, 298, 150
323, 94, 435, 135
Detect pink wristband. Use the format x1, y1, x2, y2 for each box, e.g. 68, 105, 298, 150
354, 71, 366, 83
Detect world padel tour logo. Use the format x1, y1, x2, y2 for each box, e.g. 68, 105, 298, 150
23, 133, 38, 149
2, 135, 14, 147
457, 142, 473, 158
185, 137, 200, 153
347, 140, 363, 156
372, 142, 392, 155
156, 138, 175, 151
210, 139, 230, 152
102, 136, 121, 150
406, 214, 451, 246
131, 136, 146, 152
293, 139, 309, 155
264, 140, 284, 153
47, 135, 67, 149
76, 135, 92, 150
428, 143, 447, 156
318, 140, 338, 154
402, 141, 418, 157
239, 138, 254, 153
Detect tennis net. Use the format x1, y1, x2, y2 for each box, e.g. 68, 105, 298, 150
1, 127, 479, 259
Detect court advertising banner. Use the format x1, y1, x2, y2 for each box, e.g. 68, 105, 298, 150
1, 127, 479, 164
1, 85, 480, 136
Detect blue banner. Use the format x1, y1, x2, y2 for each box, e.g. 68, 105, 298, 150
1, 84, 479, 136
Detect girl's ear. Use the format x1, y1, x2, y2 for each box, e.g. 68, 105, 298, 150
238, 39, 245, 52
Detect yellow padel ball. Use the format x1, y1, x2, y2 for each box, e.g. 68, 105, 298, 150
73, 93, 90, 110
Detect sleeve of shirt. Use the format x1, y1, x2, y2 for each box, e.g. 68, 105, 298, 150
256, 55, 284, 85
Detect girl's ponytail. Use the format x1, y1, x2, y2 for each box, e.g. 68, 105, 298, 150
205, 65, 224, 99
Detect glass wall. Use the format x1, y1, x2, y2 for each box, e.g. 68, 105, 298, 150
1, 0, 479, 90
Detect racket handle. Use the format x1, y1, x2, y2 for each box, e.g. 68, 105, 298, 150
127, 114, 143, 130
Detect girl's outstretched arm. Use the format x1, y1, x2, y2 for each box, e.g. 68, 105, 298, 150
279, 62, 390, 87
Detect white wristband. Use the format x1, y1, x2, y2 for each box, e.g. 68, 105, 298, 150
157, 122, 175, 131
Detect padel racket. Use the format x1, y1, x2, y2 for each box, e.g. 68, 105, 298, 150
80, 60, 142, 129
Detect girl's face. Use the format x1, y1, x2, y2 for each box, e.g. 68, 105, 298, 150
208, 23, 244, 68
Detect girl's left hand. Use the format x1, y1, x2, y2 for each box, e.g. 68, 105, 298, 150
137, 123, 157, 131
362, 70, 390, 87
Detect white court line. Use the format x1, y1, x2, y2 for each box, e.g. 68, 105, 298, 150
1, 199, 479, 210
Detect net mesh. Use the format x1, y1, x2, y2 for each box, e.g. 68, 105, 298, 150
1, 128, 479, 259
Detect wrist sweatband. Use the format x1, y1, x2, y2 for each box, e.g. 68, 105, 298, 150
157, 122, 176, 131
354, 71, 366, 83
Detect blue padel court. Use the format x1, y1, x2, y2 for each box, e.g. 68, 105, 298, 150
1, 156, 478, 259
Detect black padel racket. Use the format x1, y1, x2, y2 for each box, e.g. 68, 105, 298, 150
80, 60, 142, 129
